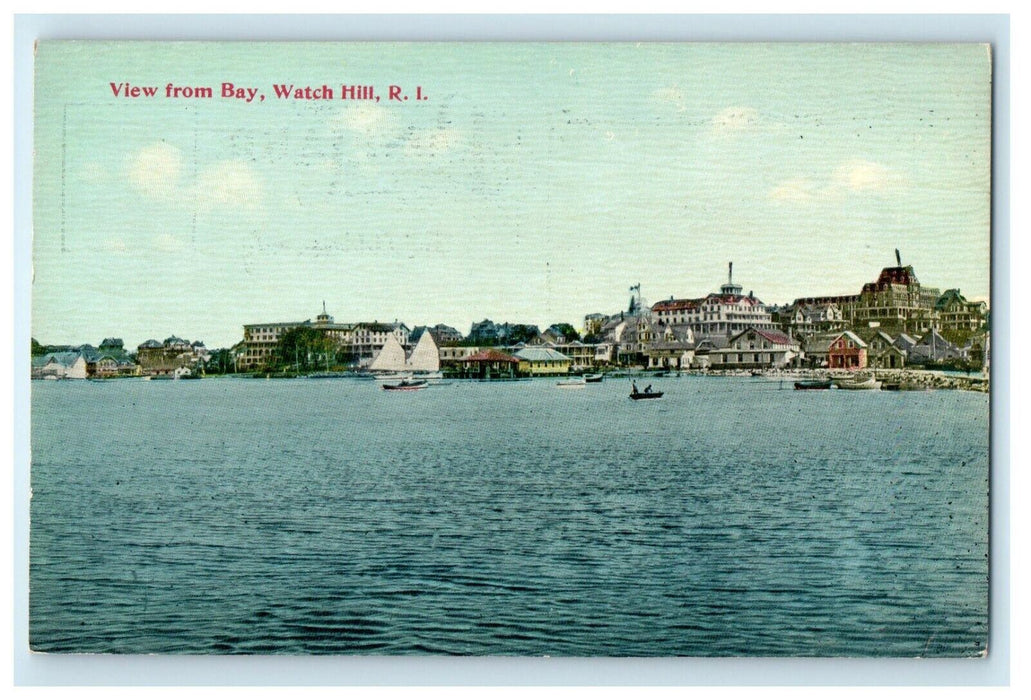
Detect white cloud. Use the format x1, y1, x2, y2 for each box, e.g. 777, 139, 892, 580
331, 103, 390, 135
710, 107, 760, 137
126, 142, 182, 200
192, 160, 263, 209
832, 159, 892, 192
769, 177, 818, 203
770, 160, 901, 204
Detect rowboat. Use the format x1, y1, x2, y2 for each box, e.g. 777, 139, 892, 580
834, 376, 882, 390
630, 390, 664, 400
794, 380, 832, 390
382, 379, 427, 391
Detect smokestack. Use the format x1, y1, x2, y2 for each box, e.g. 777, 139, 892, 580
729, 262, 733, 286
895, 249, 901, 267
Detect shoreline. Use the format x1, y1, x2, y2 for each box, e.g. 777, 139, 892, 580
698, 367, 989, 393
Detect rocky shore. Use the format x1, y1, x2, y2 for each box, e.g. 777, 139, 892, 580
697, 367, 988, 392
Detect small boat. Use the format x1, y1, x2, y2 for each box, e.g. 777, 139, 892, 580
794, 380, 832, 390
382, 379, 427, 391
630, 390, 664, 400
834, 376, 882, 390
583, 373, 603, 383
557, 379, 586, 389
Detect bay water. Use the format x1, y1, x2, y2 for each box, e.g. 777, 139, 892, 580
29, 376, 989, 656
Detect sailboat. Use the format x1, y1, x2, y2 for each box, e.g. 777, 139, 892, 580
369, 334, 408, 379
406, 331, 442, 378
369, 331, 443, 384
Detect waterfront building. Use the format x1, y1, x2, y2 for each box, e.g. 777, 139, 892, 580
827, 331, 868, 370
582, 313, 609, 339
513, 347, 572, 376
651, 263, 778, 341
410, 324, 463, 346
31, 351, 88, 379
788, 302, 847, 338
709, 327, 798, 370
792, 256, 985, 337
893, 333, 919, 356
909, 329, 964, 365
857, 329, 907, 369
456, 348, 520, 379
554, 340, 597, 371
616, 316, 661, 366
239, 305, 410, 370
935, 289, 988, 335
137, 336, 207, 376
646, 326, 696, 370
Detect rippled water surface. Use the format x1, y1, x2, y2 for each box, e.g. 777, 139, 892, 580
30, 376, 989, 655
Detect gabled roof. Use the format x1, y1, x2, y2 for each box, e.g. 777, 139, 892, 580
935, 288, 968, 309
652, 298, 702, 312
831, 330, 867, 349
805, 332, 844, 353
39, 351, 85, 367
730, 327, 793, 346
460, 349, 520, 363
862, 266, 918, 293
513, 347, 571, 362
893, 333, 918, 350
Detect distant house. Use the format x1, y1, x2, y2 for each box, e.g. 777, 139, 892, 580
858, 330, 906, 369
790, 302, 846, 338
411, 324, 463, 346
710, 327, 798, 369
457, 348, 520, 379
646, 326, 696, 370
827, 331, 868, 370
935, 289, 988, 334
32, 351, 88, 379
893, 333, 918, 356
513, 347, 572, 376
551, 340, 597, 371
137, 336, 206, 376
909, 329, 963, 365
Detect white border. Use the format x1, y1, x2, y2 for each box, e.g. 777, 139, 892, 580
10, 12, 1012, 687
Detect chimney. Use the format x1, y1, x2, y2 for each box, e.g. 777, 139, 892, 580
729, 262, 734, 286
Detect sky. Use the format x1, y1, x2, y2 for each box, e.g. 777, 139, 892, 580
32, 42, 992, 349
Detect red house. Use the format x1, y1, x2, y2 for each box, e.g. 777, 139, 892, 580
828, 331, 868, 370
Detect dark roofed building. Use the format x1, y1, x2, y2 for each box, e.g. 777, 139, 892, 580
457, 348, 520, 379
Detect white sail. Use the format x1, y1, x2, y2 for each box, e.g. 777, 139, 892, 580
406, 331, 440, 373
369, 334, 407, 372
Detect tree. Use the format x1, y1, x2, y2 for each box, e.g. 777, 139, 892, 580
274, 326, 336, 372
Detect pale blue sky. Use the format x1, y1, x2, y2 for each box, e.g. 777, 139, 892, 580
33, 42, 991, 348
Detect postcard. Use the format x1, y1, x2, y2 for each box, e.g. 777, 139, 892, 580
29, 41, 991, 657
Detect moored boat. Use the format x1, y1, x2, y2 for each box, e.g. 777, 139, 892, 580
382, 379, 427, 391
833, 375, 882, 390
583, 373, 603, 383
794, 379, 832, 390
